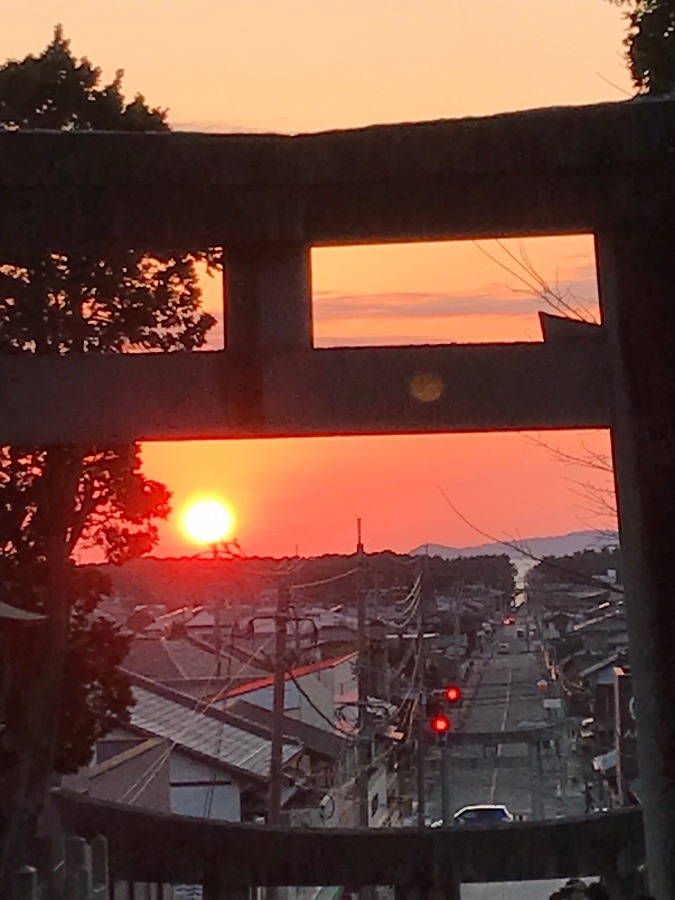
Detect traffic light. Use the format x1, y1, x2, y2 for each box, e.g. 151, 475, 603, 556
444, 685, 462, 704
430, 713, 451, 747
431, 714, 450, 734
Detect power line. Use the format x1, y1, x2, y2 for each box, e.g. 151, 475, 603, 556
286, 669, 354, 737
120, 634, 276, 805
290, 566, 360, 592
438, 486, 622, 594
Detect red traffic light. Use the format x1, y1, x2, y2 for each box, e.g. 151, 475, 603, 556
431, 714, 451, 734
444, 685, 462, 703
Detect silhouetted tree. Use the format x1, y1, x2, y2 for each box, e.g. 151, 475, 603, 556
0, 27, 216, 886
531, 547, 621, 586
609, 0, 675, 94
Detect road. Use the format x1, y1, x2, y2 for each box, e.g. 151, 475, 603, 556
424, 619, 587, 898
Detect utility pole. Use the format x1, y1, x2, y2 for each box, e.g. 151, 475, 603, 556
536, 740, 545, 818
415, 700, 426, 828
210, 543, 223, 678
214, 603, 223, 677
416, 560, 428, 828
452, 583, 462, 665
528, 739, 545, 820
440, 744, 451, 825
268, 582, 289, 826
355, 518, 370, 829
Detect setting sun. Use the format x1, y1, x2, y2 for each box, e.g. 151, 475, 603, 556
180, 498, 236, 546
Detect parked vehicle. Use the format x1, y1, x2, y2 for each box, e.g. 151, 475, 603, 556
497, 642, 510, 654
453, 804, 514, 826
516, 627, 525, 639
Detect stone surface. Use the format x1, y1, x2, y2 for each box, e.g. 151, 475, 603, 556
1, 98, 675, 251
0, 340, 611, 445
598, 216, 675, 900
55, 789, 643, 888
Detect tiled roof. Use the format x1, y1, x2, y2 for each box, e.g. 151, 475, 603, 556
125, 639, 187, 680
124, 636, 268, 684
128, 675, 300, 782
578, 653, 621, 679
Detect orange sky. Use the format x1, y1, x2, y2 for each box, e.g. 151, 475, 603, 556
145, 236, 616, 558
4, 3, 628, 557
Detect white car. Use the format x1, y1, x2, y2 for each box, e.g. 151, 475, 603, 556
453, 804, 514, 827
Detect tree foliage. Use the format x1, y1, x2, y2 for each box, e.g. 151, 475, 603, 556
0, 26, 215, 793
0, 24, 167, 131
424, 554, 515, 595
530, 547, 621, 586
610, 0, 675, 94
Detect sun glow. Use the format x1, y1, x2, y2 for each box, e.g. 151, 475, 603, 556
180, 498, 236, 546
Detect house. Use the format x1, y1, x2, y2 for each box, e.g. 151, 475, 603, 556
582, 662, 638, 810
577, 652, 623, 754
66, 673, 304, 824
220, 652, 358, 735
573, 610, 627, 655
218, 652, 408, 828
614, 664, 638, 806
228, 697, 348, 794
227, 698, 355, 827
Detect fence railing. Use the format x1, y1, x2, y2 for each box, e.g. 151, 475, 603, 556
13, 834, 109, 900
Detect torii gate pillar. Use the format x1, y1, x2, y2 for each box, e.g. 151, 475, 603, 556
226, 243, 313, 352
599, 217, 675, 899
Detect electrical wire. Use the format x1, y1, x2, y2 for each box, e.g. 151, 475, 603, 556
394, 583, 422, 629
121, 557, 411, 808
286, 669, 355, 738
119, 547, 306, 806
395, 574, 422, 612
120, 634, 276, 805
290, 566, 360, 592
438, 486, 622, 594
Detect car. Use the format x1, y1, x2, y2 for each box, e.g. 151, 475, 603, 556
452, 804, 514, 827
497, 642, 510, 654
502, 616, 515, 626
516, 627, 525, 639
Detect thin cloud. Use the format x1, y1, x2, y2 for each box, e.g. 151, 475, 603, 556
313, 274, 599, 323
199, 279, 599, 350
314, 334, 461, 347
314, 290, 542, 323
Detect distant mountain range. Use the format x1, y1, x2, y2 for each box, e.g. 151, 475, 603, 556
409, 529, 618, 561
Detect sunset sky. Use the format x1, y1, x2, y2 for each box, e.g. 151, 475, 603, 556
3, 2, 630, 558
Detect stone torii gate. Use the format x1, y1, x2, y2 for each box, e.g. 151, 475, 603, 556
1, 97, 674, 896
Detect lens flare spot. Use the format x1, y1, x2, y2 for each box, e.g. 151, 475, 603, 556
410, 372, 444, 403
